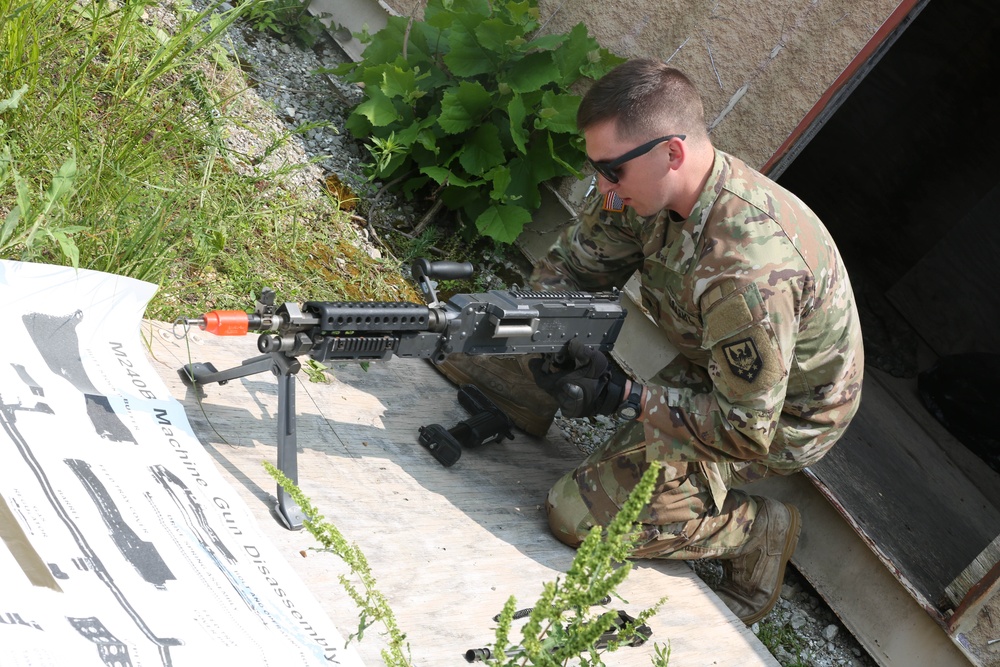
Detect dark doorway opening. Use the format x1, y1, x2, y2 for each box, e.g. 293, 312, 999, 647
778, 0, 1000, 377
775, 0, 1000, 617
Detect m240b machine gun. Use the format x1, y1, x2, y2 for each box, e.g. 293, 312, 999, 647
178, 259, 626, 529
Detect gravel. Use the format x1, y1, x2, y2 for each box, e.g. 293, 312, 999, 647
189, 8, 880, 666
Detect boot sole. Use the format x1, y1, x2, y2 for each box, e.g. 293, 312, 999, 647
742, 503, 802, 626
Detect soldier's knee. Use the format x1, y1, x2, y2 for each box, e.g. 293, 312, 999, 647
545, 472, 597, 548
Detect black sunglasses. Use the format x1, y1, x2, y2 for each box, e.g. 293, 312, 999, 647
587, 134, 686, 184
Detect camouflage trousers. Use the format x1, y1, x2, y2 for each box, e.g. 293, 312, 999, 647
546, 419, 796, 560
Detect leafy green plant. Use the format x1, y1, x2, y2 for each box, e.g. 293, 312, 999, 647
265, 461, 413, 667
241, 0, 331, 49
267, 458, 670, 667
651, 642, 672, 666
485, 462, 667, 665
330, 0, 624, 244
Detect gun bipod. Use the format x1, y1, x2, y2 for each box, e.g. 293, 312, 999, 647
179, 351, 306, 530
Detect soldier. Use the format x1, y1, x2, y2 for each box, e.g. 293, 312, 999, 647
440, 59, 864, 625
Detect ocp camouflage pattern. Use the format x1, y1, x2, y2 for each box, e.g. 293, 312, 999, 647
531, 150, 864, 552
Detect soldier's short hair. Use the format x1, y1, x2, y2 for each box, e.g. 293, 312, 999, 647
577, 59, 708, 142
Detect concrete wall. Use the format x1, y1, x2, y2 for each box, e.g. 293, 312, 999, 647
379, 0, 904, 171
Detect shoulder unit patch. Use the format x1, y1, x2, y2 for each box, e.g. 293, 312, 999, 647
722, 337, 762, 383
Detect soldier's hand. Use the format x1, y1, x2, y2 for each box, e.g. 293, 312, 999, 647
528, 339, 626, 418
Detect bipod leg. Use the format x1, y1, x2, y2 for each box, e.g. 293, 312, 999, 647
271, 353, 306, 530
178, 354, 273, 386
178, 350, 305, 529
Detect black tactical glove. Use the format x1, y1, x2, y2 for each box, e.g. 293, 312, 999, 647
528, 339, 627, 418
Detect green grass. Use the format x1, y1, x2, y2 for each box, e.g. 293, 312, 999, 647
755, 616, 809, 666
0, 0, 415, 321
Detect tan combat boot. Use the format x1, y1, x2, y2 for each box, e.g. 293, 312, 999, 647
432, 354, 558, 436
714, 496, 801, 625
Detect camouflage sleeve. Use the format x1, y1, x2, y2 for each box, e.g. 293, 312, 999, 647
528, 191, 646, 292
639, 272, 801, 464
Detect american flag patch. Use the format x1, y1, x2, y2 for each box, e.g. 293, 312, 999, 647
603, 191, 625, 212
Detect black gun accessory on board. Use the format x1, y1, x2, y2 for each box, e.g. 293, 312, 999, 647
177, 259, 626, 529
463, 608, 651, 662
418, 384, 515, 467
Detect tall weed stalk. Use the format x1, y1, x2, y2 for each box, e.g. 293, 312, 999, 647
266, 460, 670, 666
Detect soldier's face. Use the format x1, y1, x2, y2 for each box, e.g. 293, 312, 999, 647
584, 120, 680, 217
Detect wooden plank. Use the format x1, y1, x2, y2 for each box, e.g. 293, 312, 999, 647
865, 360, 1000, 516
144, 320, 778, 667
745, 474, 972, 667
865, 360, 1000, 609
948, 534, 1000, 614
808, 368, 1000, 616
948, 558, 1000, 666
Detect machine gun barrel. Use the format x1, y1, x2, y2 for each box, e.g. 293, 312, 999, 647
185, 289, 626, 364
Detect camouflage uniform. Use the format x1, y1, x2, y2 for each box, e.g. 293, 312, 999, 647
530, 150, 864, 559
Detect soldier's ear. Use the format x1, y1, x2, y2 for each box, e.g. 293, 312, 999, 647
666, 136, 686, 170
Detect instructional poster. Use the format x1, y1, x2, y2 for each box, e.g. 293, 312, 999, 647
0, 260, 363, 666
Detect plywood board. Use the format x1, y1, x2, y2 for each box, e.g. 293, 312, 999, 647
144, 320, 778, 667
865, 359, 1000, 515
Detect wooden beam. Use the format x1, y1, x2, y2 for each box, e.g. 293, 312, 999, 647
947, 558, 1000, 665
745, 474, 972, 667
948, 534, 1000, 610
